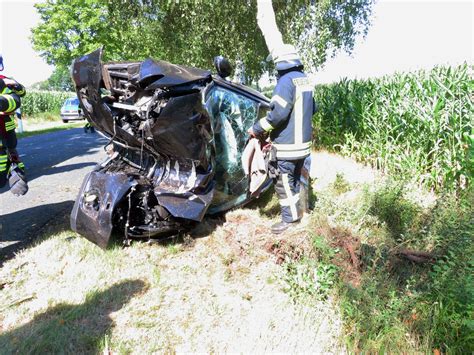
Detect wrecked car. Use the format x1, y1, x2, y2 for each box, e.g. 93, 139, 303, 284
70, 49, 271, 248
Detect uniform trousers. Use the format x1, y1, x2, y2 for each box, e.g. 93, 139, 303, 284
274, 159, 305, 223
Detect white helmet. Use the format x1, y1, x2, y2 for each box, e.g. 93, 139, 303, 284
267, 44, 302, 71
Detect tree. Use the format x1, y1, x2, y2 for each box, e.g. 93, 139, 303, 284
34, 66, 74, 91
32, 0, 373, 81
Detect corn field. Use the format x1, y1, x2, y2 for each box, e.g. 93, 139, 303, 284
313, 63, 474, 191
21, 90, 74, 116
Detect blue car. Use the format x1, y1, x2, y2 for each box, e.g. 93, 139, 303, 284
60, 97, 84, 123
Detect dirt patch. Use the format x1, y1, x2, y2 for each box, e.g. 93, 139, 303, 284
263, 229, 313, 265
259, 216, 363, 288
326, 228, 361, 287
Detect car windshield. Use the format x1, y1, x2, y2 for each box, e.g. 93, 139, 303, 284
206, 85, 261, 212
64, 98, 79, 106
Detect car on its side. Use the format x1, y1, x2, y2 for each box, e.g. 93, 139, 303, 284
70, 48, 272, 248
60, 97, 84, 123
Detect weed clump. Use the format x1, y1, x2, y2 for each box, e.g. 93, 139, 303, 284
368, 183, 418, 240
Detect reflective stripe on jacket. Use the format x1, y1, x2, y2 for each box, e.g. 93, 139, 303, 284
0, 75, 24, 125
252, 71, 313, 160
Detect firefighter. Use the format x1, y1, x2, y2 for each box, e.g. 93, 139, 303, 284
84, 121, 95, 133
248, 44, 313, 234
0, 54, 28, 196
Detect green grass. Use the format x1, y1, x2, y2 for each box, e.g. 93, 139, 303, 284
14, 112, 84, 138
284, 179, 473, 353
307, 64, 473, 351
17, 122, 84, 139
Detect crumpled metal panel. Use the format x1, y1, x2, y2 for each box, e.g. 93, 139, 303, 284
149, 92, 212, 165
70, 171, 136, 248
72, 49, 153, 152
139, 58, 212, 90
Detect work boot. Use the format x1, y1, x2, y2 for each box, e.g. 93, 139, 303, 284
271, 220, 300, 235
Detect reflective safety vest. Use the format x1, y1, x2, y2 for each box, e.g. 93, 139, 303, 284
0, 75, 25, 131
252, 70, 313, 160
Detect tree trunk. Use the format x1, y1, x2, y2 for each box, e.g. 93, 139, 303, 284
256, 0, 284, 55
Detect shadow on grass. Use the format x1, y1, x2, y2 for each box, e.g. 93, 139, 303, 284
0, 279, 147, 354
245, 185, 281, 218
120, 186, 280, 250
0, 200, 74, 267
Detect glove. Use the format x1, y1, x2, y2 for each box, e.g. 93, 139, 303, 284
8, 164, 28, 196
265, 144, 280, 180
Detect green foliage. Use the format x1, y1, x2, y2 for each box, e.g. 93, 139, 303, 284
313, 64, 474, 191
368, 182, 421, 242
278, 170, 474, 352
421, 188, 474, 352
283, 257, 338, 301
283, 233, 338, 301
274, 0, 373, 70
21, 90, 73, 116
31, 0, 373, 81
302, 181, 474, 353
34, 66, 74, 91
331, 173, 351, 195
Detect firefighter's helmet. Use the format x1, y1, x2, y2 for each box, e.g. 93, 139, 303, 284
267, 44, 302, 71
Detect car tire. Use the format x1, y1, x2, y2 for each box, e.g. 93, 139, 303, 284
62, 119, 69, 123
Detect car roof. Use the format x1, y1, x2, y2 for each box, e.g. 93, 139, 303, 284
212, 76, 270, 107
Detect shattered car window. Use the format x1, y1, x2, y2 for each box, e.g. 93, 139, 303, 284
206, 86, 259, 212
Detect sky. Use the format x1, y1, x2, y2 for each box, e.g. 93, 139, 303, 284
0, 0, 472, 87
315, 0, 474, 84
0, 0, 53, 86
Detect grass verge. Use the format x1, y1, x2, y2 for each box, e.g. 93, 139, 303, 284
0, 194, 344, 353
16, 113, 84, 138
3, 151, 469, 352
17, 122, 83, 139
281, 173, 473, 353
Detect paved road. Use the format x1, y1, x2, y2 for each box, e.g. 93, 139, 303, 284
0, 128, 107, 263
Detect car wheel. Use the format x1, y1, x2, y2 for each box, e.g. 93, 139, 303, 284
62, 119, 69, 123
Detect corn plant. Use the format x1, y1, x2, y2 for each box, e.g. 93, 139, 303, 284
313, 63, 474, 191
21, 90, 74, 116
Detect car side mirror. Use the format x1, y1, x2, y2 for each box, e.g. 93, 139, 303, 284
213, 56, 233, 79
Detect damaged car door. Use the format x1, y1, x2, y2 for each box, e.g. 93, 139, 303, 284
70, 49, 270, 248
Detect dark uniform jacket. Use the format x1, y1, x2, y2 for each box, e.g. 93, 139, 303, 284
0, 75, 25, 118
253, 70, 313, 160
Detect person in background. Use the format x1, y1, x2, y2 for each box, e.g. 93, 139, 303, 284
84, 121, 95, 133
248, 44, 314, 234
0, 54, 28, 196
15, 107, 23, 134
